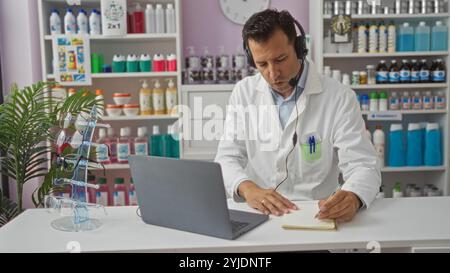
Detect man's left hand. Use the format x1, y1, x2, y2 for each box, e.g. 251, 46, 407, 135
317, 190, 361, 223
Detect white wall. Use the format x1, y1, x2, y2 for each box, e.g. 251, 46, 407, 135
0, 0, 43, 207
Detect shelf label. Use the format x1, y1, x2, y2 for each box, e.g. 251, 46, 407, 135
367, 112, 402, 121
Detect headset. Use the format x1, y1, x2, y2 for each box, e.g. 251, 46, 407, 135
243, 17, 308, 192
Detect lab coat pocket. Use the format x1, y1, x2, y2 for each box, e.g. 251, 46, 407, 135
299, 133, 327, 181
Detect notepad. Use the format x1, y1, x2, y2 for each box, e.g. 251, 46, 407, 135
281, 201, 337, 230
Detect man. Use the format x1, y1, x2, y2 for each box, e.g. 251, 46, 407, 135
215, 9, 381, 223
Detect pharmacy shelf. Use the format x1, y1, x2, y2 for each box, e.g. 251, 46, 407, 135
362, 110, 447, 115
381, 166, 447, 173
351, 83, 448, 90
324, 51, 449, 58
47, 72, 178, 79
181, 84, 236, 92
44, 33, 177, 42
323, 13, 450, 20
101, 115, 179, 121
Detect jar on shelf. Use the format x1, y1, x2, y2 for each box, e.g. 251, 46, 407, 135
359, 71, 368, 85
366, 65, 376, 85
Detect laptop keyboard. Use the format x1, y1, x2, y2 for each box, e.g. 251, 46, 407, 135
231, 220, 250, 233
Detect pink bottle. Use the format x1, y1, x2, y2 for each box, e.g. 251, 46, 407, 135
96, 178, 111, 206
166, 54, 177, 72
106, 127, 118, 163
133, 3, 145, 33
128, 179, 138, 206
127, 11, 133, 33
113, 178, 128, 206
117, 127, 131, 164
153, 54, 166, 72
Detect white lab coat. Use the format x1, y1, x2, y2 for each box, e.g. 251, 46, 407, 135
214, 61, 381, 207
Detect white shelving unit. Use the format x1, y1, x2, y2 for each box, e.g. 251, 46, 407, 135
38, 0, 183, 186
310, 0, 450, 197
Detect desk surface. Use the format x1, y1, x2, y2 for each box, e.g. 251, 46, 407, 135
1, 197, 450, 252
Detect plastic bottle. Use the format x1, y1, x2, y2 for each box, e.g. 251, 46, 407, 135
415, 21, 431, 51
406, 123, 423, 166
64, 8, 77, 34
166, 53, 177, 72
424, 123, 443, 166
153, 80, 166, 115
165, 79, 178, 115
431, 21, 448, 51
96, 128, 111, 164
378, 22, 388, 53
89, 9, 101, 35
387, 21, 396, 53
389, 92, 400, 110
155, 4, 165, 34
400, 59, 411, 83
139, 79, 153, 115
95, 89, 104, 117
49, 9, 62, 35
165, 3, 176, 33
412, 91, 423, 109
389, 124, 406, 167
401, 91, 412, 110
435, 91, 446, 109
369, 22, 379, 53
389, 60, 400, 83
369, 92, 379, 112
423, 91, 434, 109
150, 125, 164, 156
145, 4, 156, 33
128, 179, 138, 206
357, 23, 368, 53
373, 126, 385, 167
431, 58, 446, 82
379, 92, 388, 111
152, 53, 166, 72
393, 182, 404, 198
163, 125, 180, 158
360, 94, 370, 111
106, 127, 118, 163
77, 9, 88, 34
376, 60, 389, 84
126, 54, 139, 72
113, 178, 128, 206
410, 59, 420, 83
117, 127, 131, 163
134, 127, 149, 156
419, 59, 430, 82
397, 22, 414, 52
132, 2, 145, 33
96, 178, 111, 206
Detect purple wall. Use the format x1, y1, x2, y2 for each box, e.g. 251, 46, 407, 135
182, 0, 310, 57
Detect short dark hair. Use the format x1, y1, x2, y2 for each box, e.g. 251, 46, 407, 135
242, 9, 297, 47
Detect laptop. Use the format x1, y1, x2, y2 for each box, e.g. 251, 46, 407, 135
128, 155, 269, 240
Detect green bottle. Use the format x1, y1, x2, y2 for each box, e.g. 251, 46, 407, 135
150, 125, 164, 157
163, 125, 180, 158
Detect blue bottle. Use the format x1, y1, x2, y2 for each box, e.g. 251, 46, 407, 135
388, 124, 405, 167
424, 123, 442, 166
414, 21, 430, 51
397, 22, 414, 52
150, 125, 164, 156
431, 21, 448, 51
406, 123, 423, 166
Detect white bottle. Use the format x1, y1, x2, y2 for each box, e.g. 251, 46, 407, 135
145, 4, 156, 33
49, 9, 62, 35
373, 126, 385, 167
153, 79, 166, 115
387, 21, 396, 53
357, 24, 368, 53
369, 22, 379, 53
64, 8, 77, 34
134, 127, 148, 156
89, 9, 101, 35
379, 92, 388, 111
378, 22, 388, 53
165, 79, 178, 115
155, 4, 165, 34
77, 9, 89, 34
165, 4, 176, 33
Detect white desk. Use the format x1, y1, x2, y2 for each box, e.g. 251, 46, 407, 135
1, 197, 450, 253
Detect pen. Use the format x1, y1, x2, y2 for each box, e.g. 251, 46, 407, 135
315, 188, 340, 219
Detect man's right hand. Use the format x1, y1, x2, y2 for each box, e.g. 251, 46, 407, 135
238, 180, 298, 216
